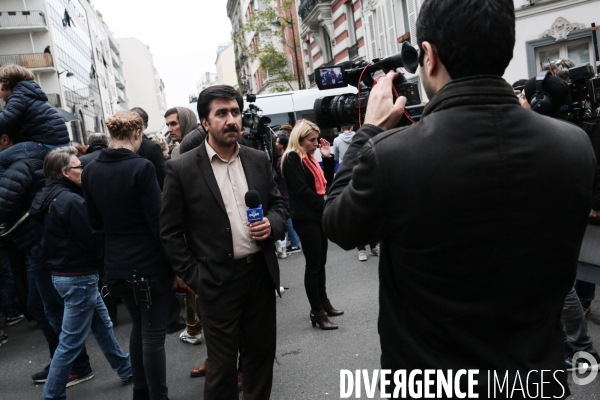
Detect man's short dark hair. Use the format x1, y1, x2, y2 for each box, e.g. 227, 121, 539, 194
87, 133, 108, 147
130, 107, 149, 127
512, 79, 528, 89
276, 132, 289, 148
417, 0, 515, 80
197, 85, 243, 121
164, 108, 178, 119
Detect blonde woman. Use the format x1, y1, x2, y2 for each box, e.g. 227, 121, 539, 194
281, 119, 343, 330
150, 134, 169, 159
82, 110, 172, 400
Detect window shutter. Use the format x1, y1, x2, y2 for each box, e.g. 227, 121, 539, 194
384, 0, 398, 54
376, 5, 387, 58
367, 13, 378, 60
407, 0, 418, 47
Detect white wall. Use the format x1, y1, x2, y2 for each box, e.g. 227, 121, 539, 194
504, 1, 600, 84
216, 45, 237, 87
118, 37, 166, 132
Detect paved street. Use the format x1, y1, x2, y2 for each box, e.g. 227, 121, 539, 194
2, 242, 600, 399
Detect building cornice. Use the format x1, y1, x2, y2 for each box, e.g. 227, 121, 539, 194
515, 0, 599, 20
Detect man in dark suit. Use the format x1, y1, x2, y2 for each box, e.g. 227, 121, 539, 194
323, 0, 595, 397
160, 85, 287, 400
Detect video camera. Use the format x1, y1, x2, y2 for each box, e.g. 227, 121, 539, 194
562, 63, 600, 123
313, 41, 424, 128
242, 94, 273, 161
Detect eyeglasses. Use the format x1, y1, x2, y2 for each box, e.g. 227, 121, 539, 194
69, 165, 84, 170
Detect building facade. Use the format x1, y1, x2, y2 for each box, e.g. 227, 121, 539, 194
227, 0, 304, 94
117, 37, 167, 133
505, 0, 600, 85
215, 43, 238, 87
0, 0, 127, 143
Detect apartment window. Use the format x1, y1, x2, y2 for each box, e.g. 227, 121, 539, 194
321, 29, 333, 63
535, 38, 592, 70
346, 2, 357, 46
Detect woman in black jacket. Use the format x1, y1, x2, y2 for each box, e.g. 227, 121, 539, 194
281, 119, 343, 330
82, 111, 172, 400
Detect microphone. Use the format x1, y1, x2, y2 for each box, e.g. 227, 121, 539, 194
245, 190, 263, 223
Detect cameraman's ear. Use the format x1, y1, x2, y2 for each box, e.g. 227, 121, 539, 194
421, 42, 439, 75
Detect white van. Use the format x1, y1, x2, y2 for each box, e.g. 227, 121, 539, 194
251, 86, 357, 129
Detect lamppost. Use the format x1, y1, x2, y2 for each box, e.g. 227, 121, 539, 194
272, 13, 305, 90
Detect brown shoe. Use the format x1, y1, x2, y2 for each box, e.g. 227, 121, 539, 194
186, 320, 202, 336
310, 310, 338, 330
237, 372, 243, 391
323, 300, 344, 316
190, 359, 208, 378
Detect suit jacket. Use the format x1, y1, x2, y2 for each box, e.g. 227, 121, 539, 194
323, 76, 596, 395
160, 142, 288, 300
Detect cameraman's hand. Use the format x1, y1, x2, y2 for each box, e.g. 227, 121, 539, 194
364, 71, 407, 131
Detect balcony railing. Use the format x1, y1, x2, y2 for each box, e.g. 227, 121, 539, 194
349, 43, 359, 60
0, 11, 46, 28
0, 53, 53, 69
111, 51, 122, 67
298, 0, 329, 20
117, 87, 127, 102
47, 93, 61, 108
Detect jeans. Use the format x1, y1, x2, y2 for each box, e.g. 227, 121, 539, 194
357, 243, 378, 252
44, 274, 131, 400
293, 219, 329, 313
26, 247, 91, 372
562, 285, 600, 358
0, 245, 21, 318
0, 141, 49, 177
283, 201, 300, 248
107, 278, 172, 400
575, 278, 596, 309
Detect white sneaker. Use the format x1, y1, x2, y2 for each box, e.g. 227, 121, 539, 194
276, 250, 287, 259
179, 329, 202, 345
358, 250, 368, 261
370, 246, 380, 257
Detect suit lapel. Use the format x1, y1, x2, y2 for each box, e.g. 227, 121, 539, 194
196, 144, 227, 213
240, 146, 257, 192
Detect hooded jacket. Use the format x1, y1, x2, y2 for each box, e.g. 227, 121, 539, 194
0, 156, 44, 251
332, 131, 355, 164
0, 81, 69, 145
30, 179, 102, 275
169, 107, 198, 159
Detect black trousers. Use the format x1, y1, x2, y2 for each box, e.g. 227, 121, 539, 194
106, 278, 171, 400
293, 219, 329, 312
197, 255, 276, 400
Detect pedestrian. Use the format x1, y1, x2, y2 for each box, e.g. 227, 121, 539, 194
323, 0, 595, 395
38, 147, 132, 400
164, 107, 198, 159
78, 133, 108, 167
281, 119, 343, 330
130, 107, 166, 189
82, 111, 173, 400
161, 84, 288, 399
274, 132, 301, 257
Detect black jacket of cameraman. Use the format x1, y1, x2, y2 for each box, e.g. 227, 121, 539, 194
323, 75, 595, 395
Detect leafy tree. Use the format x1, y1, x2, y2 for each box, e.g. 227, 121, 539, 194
232, 0, 304, 92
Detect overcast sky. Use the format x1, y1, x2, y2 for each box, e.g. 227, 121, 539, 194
94, 0, 232, 108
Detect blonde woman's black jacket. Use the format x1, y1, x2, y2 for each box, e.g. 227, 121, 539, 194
282, 151, 334, 222
323, 76, 596, 396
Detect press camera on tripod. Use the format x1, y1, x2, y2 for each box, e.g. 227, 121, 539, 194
313, 41, 424, 129
242, 94, 273, 161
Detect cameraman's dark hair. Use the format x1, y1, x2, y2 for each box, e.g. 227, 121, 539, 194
417, 0, 515, 80
197, 85, 243, 122
130, 107, 149, 128
276, 132, 289, 148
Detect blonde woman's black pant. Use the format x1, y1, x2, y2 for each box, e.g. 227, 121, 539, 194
292, 219, 329, 312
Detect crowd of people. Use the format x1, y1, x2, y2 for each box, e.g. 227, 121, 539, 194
1, 0, 600, 399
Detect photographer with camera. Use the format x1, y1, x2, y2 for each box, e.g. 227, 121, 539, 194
323, 0, 595, 396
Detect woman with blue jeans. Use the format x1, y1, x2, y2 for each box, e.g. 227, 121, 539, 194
35, 147, 131, 400
83, 111, 173, 400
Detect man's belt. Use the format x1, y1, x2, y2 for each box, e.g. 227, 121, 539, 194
233, 252, 262, 267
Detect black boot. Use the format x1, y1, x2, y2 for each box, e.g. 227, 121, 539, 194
310, 310, 338, 330
323, 300, 344, 316
133, 387, 150, 400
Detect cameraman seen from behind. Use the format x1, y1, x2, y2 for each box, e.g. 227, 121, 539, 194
323, 0, 595, 396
